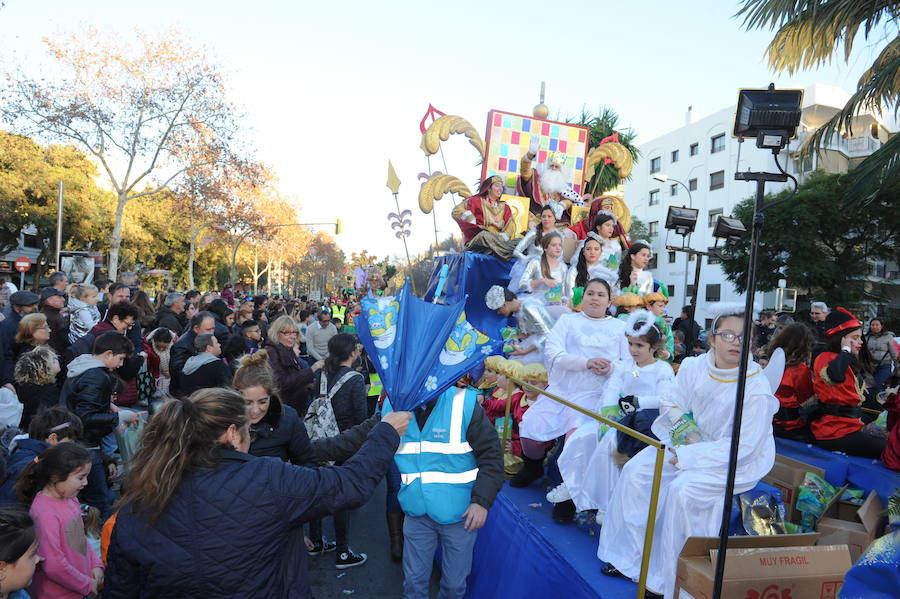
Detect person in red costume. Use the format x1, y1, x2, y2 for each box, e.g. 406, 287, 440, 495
766, 324, 816, 442
810, 307, 887, 458
452, 176, 518, 260
881, 380, 900, 471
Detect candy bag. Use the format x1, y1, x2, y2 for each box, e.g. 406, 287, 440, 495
669, 412, 702, 446
544, 285, 562, 305
796, 472, 838, 528
597, 405, 622, 439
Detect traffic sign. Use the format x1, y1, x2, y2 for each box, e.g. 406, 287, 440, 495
14, 257, 31, 273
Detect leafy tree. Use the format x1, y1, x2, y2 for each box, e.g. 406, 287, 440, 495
628, 217, 649, 243
566, 106, 640, 194
1, 27, 241, 279
719, 171, 899, 307
737, 0, 900, 201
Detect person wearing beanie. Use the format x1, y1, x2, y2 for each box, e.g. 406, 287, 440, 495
810, 307, 887, 458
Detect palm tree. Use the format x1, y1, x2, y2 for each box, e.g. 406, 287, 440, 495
737, 0, 900, 203
566, 106, 640, 195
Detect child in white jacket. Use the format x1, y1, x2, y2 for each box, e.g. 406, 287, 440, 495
67, 283, 101, 344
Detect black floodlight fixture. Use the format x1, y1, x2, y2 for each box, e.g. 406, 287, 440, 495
713, 215, 747, 245
733, 84, 803, 150
665, 206, 698, 237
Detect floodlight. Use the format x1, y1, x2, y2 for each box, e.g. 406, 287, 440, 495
665, 206, 698, 236
712, 216, 747, 245
733, 84, 803, 150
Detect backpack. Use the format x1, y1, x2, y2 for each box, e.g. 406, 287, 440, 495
304, 370, 362, 443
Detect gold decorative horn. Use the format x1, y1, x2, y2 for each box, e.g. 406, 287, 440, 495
418, 174, 472, 214
584, 142, 634, 181
420, 115, 485, 158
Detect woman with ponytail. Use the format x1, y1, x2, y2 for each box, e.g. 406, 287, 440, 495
508, 205, 557, 291
517, 231, 568, 316
103, 389, 411, 598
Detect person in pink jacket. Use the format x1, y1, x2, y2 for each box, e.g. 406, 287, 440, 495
16, 442, 103, 598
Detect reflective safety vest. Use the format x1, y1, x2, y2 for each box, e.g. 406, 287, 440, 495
384, 388, 478, 524
367, 372, 382, 398
331, 305, 347, 323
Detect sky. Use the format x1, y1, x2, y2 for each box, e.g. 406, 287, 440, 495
0, 0, 888, 262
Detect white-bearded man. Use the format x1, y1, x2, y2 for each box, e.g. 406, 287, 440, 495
517, 136, 585, 225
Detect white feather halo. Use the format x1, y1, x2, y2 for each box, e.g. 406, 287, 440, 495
706, 300, 762, 325
624, 309, 657, 338
485, 285, 507, 310
596, 209, 617, 223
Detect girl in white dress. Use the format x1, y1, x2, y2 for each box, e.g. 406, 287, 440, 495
511, 278, 629, 489
507, 206, 557, 291
517, 231, 569, 318
549, 310, 675, 523
597, 304, 779, 599
614, 240, 654, 297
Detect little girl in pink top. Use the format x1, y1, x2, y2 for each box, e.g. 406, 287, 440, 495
16, 442, 104, 598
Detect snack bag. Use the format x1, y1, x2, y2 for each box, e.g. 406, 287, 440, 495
544, 285, 562, 305
796, 472, 838, 529
669, 412, 702, 446
597, 404, 623, 439
500, 326, 519, 354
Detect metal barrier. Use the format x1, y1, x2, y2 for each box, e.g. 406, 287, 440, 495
507, 376, 667, 599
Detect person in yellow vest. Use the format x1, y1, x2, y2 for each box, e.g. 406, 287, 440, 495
382, 382, 503, 599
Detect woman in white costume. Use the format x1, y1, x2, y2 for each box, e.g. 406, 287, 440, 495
550, 310, 675, 523
517, 231, 569, 318
511, 278, 629, 488
614, 240, 654, 297
508, 205, 557, 292
566, 212, 622, 298
597, 303, 778, 599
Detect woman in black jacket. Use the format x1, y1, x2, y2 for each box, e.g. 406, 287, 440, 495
307, 333, 368, 568
263, 316, 322, 414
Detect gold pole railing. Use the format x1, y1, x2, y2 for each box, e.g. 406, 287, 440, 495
510, 377, 666, 599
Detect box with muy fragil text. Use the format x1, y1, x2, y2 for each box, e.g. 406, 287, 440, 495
674, 533, 851, 599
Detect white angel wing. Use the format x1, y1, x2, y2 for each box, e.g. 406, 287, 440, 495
762, 347, 786, 394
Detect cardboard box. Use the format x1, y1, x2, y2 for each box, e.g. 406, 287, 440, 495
762, 454, 826, 523
675, 534, 851, 599
816, 491, 884, 563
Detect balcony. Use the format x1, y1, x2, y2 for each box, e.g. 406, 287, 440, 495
795, 130, 882, 158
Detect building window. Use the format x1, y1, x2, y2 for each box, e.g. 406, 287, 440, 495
650, 156, 661, 174
649, 221, 659, 237
668, 251, 676, 263
668, 285, 676, 298
23, 234, 40, 249
688, 178, 698, 191
690, 143, 699, 156
707, 247, 722, 265
670, 184, 678, 197
711, 133, 726, 154
705, 318, 714, 330
648, 254, 658, 269
686, 284, 697, 298
706, 283, 721, 302
671, 149, 679, 163
649, 189, 660, 206
710, 170, 725, 190
708, 208, 723, 227
801, 153, 813, 172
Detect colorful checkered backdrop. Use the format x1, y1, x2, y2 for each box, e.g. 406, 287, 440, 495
481, 110, 590, 195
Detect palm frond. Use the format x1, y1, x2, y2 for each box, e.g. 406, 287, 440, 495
843, 130, 900, 202
737, 0, 900, 74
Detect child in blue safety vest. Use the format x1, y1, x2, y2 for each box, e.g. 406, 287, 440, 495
382, 381, 503, 599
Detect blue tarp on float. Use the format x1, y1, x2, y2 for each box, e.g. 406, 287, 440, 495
424, 252, 513, 340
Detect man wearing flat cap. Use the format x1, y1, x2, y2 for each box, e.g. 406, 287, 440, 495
0, 290, 39, 389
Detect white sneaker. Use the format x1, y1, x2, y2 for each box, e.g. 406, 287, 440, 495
546, 483, 571, 504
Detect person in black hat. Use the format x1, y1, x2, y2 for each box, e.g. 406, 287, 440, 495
0, 290, 39, 389
39, 287, 70, 357
810, 306, 887, 458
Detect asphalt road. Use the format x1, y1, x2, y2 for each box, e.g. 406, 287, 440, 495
306, 479, 440, 599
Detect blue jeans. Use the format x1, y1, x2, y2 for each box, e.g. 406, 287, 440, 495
402, 515, 477, 599
80, 449, 115, 520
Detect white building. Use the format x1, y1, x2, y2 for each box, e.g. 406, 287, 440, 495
623, 83, 895, 329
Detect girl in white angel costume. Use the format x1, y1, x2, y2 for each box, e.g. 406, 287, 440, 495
507, 205, 558, 292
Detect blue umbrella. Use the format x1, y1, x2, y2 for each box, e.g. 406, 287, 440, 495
358, 282, 500, 411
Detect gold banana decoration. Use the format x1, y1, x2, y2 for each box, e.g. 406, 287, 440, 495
418, 174, 472, 214
420, 115, 485, 158
584, 142, 634, 181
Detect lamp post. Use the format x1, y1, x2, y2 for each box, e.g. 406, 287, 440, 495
654, 173, 695, 308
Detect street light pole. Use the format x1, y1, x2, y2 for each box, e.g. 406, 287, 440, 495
654, 174, 695, 308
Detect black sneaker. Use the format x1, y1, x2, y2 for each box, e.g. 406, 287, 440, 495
335, 549, 368, 569
307, 538, 337, 556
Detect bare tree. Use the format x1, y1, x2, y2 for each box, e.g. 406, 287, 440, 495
1, 27, 240, 279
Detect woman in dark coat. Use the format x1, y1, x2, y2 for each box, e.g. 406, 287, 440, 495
102, 388, 410, 599
262, 315, 321, 414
